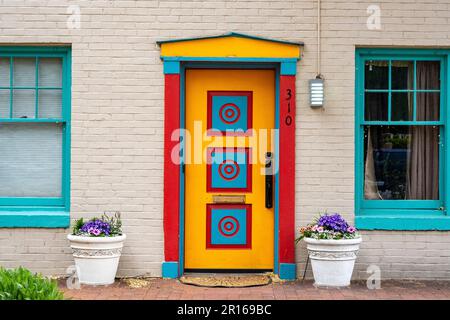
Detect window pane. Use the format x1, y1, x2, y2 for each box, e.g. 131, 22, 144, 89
13, 58, 35, 87
392, 61, 413, 90
417, 61, 440, 90
0, 89, 9, 118
416, 92, 440, 121
365, 60, 388, 89
392, 92, 413, 121
0, 123, 62, 197
365, 92, 388, 121
13, 89, 35, 118
364, 125, 439, 200
39, 58, 62, 87
38, 90, 62, 118
0, 58, 10, 87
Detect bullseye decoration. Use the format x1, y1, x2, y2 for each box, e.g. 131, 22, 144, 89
207, 147, 252, 192
207, 91, 253, 136
218, 216, 239, 237
206, 204, 252, 249
219, 103, 240, 124
218, 160, 240, 181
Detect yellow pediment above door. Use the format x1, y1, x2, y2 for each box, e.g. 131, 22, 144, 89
157, 32, 303, 59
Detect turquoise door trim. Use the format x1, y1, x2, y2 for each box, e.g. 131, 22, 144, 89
355, 48, 450, 230
0, 46, 71, 228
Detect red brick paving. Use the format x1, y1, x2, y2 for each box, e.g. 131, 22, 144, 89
60, 278, 450, 300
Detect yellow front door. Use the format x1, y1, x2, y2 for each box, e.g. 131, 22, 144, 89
185, 69, 275, 270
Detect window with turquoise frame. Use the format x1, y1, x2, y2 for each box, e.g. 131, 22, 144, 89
355, 49, 450, 230
0, 47, 71, 227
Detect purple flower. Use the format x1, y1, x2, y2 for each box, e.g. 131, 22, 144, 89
347, 226, 356, 233
80, 219, 111, 237
317, 214, 350, 233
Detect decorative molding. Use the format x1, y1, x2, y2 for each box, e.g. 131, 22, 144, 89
71, 248, 122, 257
308, 250, 359, 260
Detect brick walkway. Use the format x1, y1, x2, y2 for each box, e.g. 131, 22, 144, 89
60, 278, 450, 300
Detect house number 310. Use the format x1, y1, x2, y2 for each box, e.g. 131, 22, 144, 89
285, 88, 292, 126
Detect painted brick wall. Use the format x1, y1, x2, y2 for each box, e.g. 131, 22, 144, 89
0, 0, 449, 280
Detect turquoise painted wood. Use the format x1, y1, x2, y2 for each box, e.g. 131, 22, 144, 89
0, 46, 71, 228
356, 213, 450, 230
280, 61, 297, 75
163, 61, 180, 74
162, 261, 179, 278
279, 263, 297, 280
355, 48, 450, 230
274, 66, 280, 274
0, 211, 69, 228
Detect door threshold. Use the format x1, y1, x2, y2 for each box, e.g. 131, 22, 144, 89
184, 269, 272, 275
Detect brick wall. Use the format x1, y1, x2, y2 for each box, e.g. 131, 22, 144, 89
0, 0, 449, 280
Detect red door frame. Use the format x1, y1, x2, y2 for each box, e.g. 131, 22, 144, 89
161, 60, 297, 280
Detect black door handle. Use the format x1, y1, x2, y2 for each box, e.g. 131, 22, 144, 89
265, 152, 273, 209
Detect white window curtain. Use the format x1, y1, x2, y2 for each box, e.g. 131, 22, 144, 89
0, 123, 62, 197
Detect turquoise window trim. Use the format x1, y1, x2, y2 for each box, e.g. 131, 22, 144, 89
0, 46, 71, 228
355, 48, 450, 230
0, 198, 64, 206
356, 210, 450, 230
0, 211, 69, 228
361, 200, 441, 209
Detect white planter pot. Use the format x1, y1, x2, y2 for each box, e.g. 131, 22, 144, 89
304, 237, 362, 287
67, 234, 126, 285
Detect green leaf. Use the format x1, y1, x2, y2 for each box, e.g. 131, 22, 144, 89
0, 267, 64, 300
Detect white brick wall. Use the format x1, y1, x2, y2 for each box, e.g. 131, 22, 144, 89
0, 0, 449, 280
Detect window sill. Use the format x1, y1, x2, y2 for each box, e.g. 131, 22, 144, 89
0, 210, 70, 228
356, 210, 450, 230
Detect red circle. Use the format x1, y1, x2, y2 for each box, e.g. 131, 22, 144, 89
218, 160, 240, 181
219, 103, 241, 124
224, 222, 233, 231
218, 216, 240, 237
224, 166, 233, 174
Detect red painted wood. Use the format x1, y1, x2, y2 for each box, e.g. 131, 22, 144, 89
206, 147, 252, 193
279, 75, 296, 263
206, 91, 253, 137
206, 204, 252, 249
164, 74, 180, 262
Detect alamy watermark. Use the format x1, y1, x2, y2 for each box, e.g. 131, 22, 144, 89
66, 265, 81, 290
171, 123, 279, 175
66, 4, 81, 29
367, 4, 381, 30
366, 264, 382, 289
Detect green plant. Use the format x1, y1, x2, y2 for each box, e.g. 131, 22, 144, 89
72, 211, 122, 237
0, 267, 64, 300
295, 213, 360, 242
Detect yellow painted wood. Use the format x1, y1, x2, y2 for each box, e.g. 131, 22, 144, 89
160, 36, 300, 58
185, 69, 275, 269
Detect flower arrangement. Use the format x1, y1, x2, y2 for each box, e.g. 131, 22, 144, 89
296, 213, 359, 242
72, 212, 122, 237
